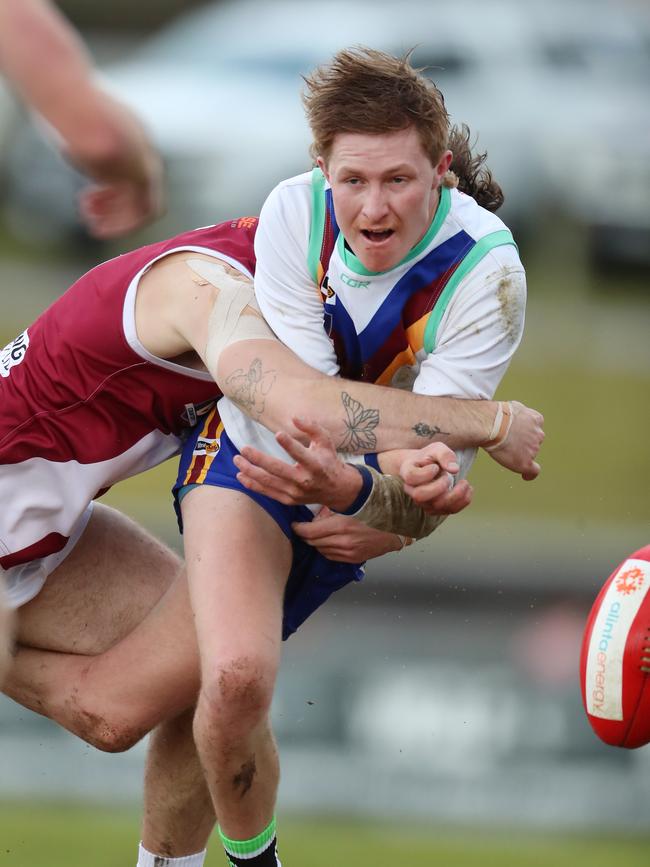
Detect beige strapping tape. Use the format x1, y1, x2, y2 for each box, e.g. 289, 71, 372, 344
186, 259, 276, 374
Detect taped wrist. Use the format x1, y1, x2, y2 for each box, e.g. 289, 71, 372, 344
483, 401, 513, 451
187, 259, 277, 376
350, 466, 446, 540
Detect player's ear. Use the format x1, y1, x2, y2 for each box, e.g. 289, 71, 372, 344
316, 156, 331, 182
433, 150, 453, 188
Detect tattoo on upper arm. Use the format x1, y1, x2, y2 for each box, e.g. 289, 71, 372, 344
338, 391, 380, 452
412, 421, 449, 439
224, 358, 276, 419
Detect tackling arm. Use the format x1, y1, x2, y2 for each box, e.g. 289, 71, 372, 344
216, 337, 542, 479
150, 256, 542, 479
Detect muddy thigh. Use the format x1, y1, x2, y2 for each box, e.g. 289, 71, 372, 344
15, 503, 181, 655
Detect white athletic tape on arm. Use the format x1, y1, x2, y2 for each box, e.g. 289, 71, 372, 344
483, 401, 513, 451
186, 259, 276, 375
352, 466, 446, 539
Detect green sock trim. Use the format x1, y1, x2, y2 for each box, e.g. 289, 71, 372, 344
218, 816, 276, 857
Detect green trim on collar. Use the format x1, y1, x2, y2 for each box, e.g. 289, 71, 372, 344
338, 185, 452, 277
423, 229, 517, 353
307, 168, 326, 284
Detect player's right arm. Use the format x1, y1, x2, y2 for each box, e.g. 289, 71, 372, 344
0, 0, 164, 238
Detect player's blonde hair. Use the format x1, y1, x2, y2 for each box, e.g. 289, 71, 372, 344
302, 47, 504, 212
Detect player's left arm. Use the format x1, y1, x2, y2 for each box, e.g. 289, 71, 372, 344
411, 252, 528, 482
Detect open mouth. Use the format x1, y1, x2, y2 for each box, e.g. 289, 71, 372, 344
361, 229, 394, 243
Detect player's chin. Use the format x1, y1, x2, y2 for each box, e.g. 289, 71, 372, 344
581, 544, 650, 748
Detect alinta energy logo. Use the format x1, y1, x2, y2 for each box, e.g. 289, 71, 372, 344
615, 566, 645, 596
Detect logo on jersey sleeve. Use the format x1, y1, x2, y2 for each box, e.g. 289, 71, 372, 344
1, 330, 29, 378
232, 216, 258, 230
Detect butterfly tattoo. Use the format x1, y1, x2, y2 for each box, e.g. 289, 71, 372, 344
338, 391, 380, 452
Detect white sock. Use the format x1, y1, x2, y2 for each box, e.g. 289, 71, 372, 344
137, 842, 207, 867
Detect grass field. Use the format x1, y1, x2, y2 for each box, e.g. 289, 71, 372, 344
1, 803, 650, 867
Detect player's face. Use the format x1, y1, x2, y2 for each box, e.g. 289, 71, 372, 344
318, 126, 452, 273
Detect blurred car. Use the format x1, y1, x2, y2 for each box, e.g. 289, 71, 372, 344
1, 0, 648, 267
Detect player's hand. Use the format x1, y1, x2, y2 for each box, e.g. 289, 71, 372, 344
400, 443, 473, 515
78, 171, 165, 239
234, 418, 363, 512
485, 400, 544, 481
292, 507, 403, 562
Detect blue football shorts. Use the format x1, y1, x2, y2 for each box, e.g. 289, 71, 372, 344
173, 409, 365, 640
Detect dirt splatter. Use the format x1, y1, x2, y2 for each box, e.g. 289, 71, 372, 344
496, 273, 525, 345
233, 755, 257, 798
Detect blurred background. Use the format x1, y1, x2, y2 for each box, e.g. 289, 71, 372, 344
1, 0, 649, 864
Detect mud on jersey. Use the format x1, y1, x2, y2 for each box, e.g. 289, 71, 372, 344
0, 217, 257, 591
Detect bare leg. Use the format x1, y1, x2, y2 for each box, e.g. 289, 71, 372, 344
182, 486, 291, 840
142, 709, 215, 857
4, 504, 199, 742
3, 503, 213, 857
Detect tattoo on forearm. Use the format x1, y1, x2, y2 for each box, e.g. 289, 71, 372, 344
232, 755, 257, 798
412, 421, 449, 439
338, 391, 380, 452
223, 358, 276, 419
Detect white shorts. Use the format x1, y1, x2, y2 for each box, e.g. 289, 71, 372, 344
1, 503, 94, 609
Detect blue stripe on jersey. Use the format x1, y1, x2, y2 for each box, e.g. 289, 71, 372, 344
356, 230, 474, 360
328, 297, 362, 373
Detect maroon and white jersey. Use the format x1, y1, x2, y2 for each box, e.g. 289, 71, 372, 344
0, 217, 258, 605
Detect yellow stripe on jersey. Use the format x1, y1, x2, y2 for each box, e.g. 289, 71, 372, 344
195, 421, 224, 484
405, 313, 428, 355
377, 347, 417, 386
183, 408, 222, 486
376, 313, 428, 385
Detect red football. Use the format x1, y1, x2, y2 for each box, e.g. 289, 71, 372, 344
580, 544, 650, 748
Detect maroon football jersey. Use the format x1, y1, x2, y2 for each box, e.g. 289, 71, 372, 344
0, 218, 257, 594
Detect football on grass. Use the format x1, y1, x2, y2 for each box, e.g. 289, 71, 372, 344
580, 544, 650, 748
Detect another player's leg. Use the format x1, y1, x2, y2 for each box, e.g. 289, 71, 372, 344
2, 503, 215, 863
182, 485, 290, 867
140, 709, 215, 865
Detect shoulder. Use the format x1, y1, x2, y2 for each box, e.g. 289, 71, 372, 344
261, 171, 313, 213
257, 170, 314, 250
448, 188, 513, 239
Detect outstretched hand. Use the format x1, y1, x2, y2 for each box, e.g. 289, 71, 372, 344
485, 400, 544, 480
292, 507, 405, 562
78, 172, 164, 239
233, 418, 363, 512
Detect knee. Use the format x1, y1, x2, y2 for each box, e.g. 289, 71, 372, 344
197, 654, 276, 736
66, 674, 153, 753
70, 701, 150, 753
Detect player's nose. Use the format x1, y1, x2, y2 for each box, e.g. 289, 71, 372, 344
361, 185, 390, 222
